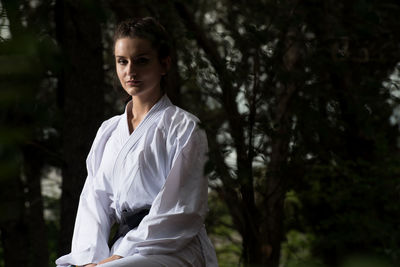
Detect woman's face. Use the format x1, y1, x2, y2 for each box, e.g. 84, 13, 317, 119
114, 37, 168, 98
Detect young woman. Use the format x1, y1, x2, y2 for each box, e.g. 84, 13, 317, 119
56, 17, 218, 267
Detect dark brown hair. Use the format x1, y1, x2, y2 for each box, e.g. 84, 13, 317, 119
113, 17, 171, 61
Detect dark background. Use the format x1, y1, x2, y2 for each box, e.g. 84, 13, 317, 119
1, 0, 400, 266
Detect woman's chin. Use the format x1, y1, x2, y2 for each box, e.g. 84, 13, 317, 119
123, 85, 162, 99
124, 87, 142, 96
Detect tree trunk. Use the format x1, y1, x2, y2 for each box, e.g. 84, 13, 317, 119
0, 167, 29, 267
0, 1, 46, 266
174, 2, 278, 266
55, 0, 105, 256
23, 144, 49, 267
261, 23, 301, 266
0, 218, 29, 267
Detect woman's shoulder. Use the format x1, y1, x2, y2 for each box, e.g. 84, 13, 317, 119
86, 114, 123, 175
161, 105, 200, 132
93, 114, 122, 140
100, 114, 121, 128
163, 104, 200, 124
159, 105, 207, 146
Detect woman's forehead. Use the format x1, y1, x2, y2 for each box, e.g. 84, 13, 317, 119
114, 37, 156, 56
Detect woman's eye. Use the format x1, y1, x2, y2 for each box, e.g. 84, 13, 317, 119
134, 57, 149, 65
117, 59, 128, 65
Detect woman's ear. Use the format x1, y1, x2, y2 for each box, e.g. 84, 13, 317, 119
161, 56, 171, 75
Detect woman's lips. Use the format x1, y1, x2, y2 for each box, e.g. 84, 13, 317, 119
127, 80, 142, 86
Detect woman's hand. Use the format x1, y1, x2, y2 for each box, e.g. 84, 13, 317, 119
97, 255, 123, 265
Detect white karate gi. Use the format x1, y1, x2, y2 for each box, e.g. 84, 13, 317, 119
56, 95, 218, 267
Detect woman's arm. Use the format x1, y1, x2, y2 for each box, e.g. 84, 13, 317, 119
80, 255, 122, 266
113, 126, 209, 257
97, 255, 123, 265
56, 119, 119, 267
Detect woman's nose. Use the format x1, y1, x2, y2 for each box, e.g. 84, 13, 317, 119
127, 62, 137, 76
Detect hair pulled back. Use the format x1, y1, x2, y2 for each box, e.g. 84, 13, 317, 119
113, 17, 171, 61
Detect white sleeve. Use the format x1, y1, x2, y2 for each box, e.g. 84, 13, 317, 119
56, 122, 116, 266
114, 127, 209, 257
55, 174, 114, 266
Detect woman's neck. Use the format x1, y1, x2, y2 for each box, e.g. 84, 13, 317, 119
127, 91, 163, 133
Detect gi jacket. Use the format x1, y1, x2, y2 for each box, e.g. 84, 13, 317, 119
56, 95, 218, 266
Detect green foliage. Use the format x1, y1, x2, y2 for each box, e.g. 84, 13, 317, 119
0, 1, 60, 266
339, 255, 393, 267
0, 240, 3, 267
278, 1, 400, 265
280, 230, 317, 266
46, 221, 60, 267
206, 191, 242, 266
295, 157, 400, 264
177, 0, 400, 265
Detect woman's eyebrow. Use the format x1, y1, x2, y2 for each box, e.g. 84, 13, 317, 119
133, 53, 150, 57
115, 52, 151, 58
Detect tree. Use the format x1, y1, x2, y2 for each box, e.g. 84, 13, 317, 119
286, 1, 400, 265
173, 0, 305, 265
55, 0, 106, 256
172, 0, 400, 266
0, 0, 57, 266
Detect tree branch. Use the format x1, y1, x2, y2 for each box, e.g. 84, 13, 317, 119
174, 1, 248, 166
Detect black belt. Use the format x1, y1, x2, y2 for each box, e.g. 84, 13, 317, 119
109, 208, 150, 247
